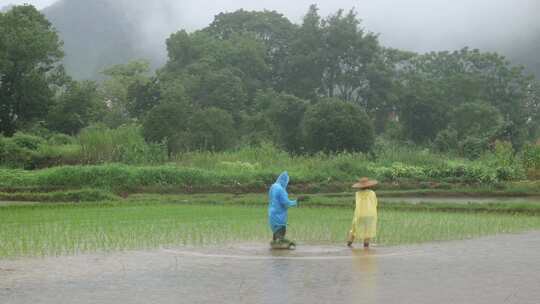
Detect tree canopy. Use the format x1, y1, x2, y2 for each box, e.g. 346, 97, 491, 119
0, 5, 64, 136
2, 4, 538, 157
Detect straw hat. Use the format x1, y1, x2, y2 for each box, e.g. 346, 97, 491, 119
352, 177, 378, 189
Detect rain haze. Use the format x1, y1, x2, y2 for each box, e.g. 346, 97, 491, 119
2, 1, 540, 303
1, 0, 538, 54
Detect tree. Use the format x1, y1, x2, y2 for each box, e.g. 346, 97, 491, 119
399, 48, 534, 147
126, 77, 161, 119
319, 9, 379, 101
399, 78, 450, 144
165, 30, 269, 96
238, 112, 276, 146
281, 5, 393, 112
363, 48, 414, 133
262, 90, 309, 153
434, 102, 504, 155
0, 5, 64, 136
142, 101, 193, 154
302, 99, 374, 153
525, 80, 540, 140
187, 108, 236, 151
190, 68, 248, 116
281, 5, 324, 100
101, 60, 153, 122
449, 102, 504, 140
205, 9, 297, 88
206, 9, 295, 47
47, 81, 106, 134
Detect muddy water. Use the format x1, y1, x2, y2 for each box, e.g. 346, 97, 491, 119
1, 232, 540, 304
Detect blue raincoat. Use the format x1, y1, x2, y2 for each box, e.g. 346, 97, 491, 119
268, 172, 297, 233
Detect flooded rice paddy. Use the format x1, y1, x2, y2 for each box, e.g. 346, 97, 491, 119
1, 231, 540, 304
1, 195, 539, 303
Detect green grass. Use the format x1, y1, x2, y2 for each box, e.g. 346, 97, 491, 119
0, 164, 538, 194
125, 193, 540, 214
0, 189, 118, 202
1, 202, 540, 258
1, 141, 535, 194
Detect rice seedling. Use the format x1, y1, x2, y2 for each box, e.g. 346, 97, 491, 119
1, 202, 539, 258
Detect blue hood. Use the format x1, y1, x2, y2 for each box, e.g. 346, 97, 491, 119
276, 171, 289, 189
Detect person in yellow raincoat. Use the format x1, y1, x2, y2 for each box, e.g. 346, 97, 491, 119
347, 177, 378, 248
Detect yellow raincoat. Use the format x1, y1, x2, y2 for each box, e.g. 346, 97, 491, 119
348, 190, 378, 241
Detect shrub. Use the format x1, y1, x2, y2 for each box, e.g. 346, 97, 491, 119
80, 124, 167, 164
522, 143, 540, 179
113, 124, 165, 164
302, 99, 374, 153
0, 137, 33, 168
381, 120, 404, 141
79, 125, 115, 163
492, 140, 515, 167
0, 133, 83, 169
28, 144, 82, 169
434, 128, 458, 153
48, 133, 75, 145
10, 133, 45, 150
460, 136, 488, 160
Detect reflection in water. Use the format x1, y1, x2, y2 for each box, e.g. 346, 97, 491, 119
351, 249, 378, 304
262, 248, 380, 304
265, 255, 290, 304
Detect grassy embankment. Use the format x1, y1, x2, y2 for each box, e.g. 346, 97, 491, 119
1, 141, 537, 194
0, 163, 537, 197
2, 202, 540, 258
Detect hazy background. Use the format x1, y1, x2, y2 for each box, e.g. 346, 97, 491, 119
2, 0, 538, 79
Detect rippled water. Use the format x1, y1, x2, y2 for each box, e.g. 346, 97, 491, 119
2, 231, 540, 304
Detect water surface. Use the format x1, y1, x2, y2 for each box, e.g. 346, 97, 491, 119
2, 231, 539, 304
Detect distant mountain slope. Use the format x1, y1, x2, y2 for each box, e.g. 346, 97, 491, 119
41, 0, 539, 80
42, 0, 175, 80
508, 36, 540, 79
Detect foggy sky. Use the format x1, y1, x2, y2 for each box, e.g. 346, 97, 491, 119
2, 0, 539, 55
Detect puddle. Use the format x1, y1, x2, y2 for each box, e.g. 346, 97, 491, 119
1, 231, 540, 304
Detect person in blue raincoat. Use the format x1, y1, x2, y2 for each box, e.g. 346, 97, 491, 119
268, 171, 297, 242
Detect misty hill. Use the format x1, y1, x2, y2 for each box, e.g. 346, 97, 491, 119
42, 0, 540, 80
508, 36, 540, 79
43, 0, 178, 80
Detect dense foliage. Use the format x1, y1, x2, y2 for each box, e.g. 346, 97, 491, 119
0, 6, 64, 136
1, 4, 539, 162
1, 132, 537, 187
